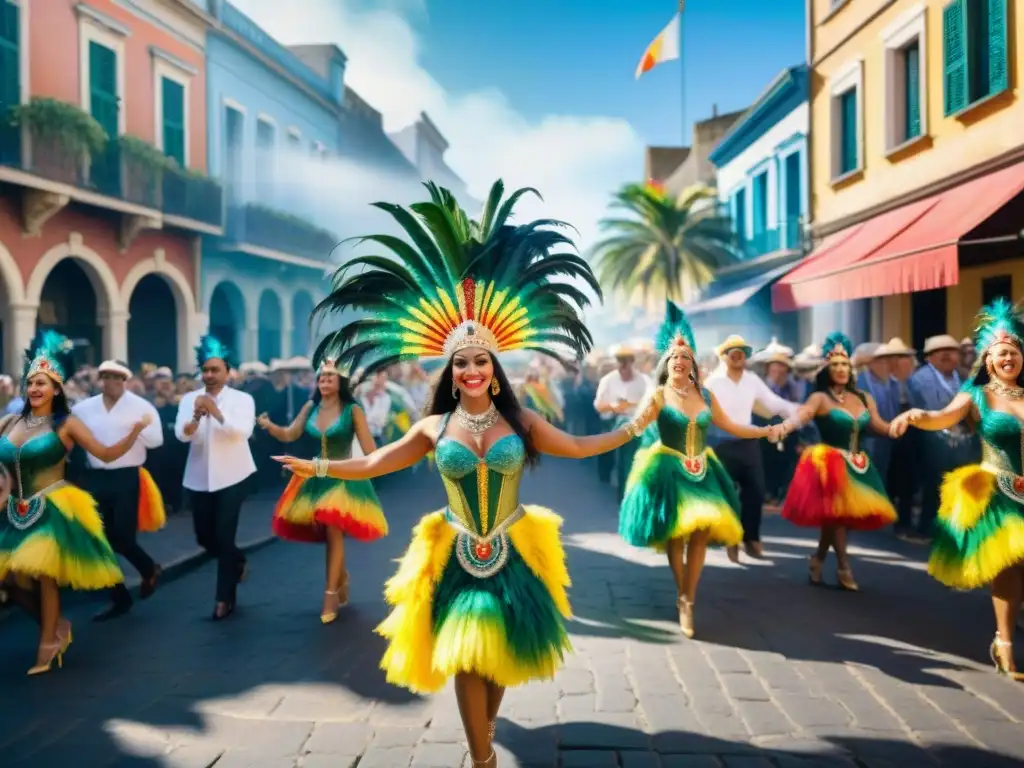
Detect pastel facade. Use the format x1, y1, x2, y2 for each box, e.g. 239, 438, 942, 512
775, 0, 1024, 350
0, 0, 220, 373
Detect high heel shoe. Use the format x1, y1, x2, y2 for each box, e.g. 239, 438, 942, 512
338, 571, 350, 608
57, 620, 73, 655
808, 556, 823, 586
990, 634, 1024, 681
321, 590, 340, 625
836, 565, 859, 592
676, 596, 695, 638
27, 641, 64, 676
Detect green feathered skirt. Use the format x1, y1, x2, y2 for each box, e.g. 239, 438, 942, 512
619, 441, 743, 550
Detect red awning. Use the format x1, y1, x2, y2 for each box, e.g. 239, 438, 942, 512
772, 161, 1024, 311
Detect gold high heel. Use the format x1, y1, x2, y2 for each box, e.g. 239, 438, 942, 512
990, 635, 1024, 681
808, 556, 823, 586
321, 590, 340, 625
676, 596, 695, 638
27, 641, 64, 676
57, 620, 73, 654
836, 565, 859, 592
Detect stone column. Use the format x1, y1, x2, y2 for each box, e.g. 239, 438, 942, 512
8, 304, 39, 374
243, 326, 259, 363
99, 309, 130, 363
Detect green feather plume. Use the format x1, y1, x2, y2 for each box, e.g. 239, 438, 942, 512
195, 335, 236, 370
821, 331, 853, 360
655, 300, 696, 356
23, 330, 75, 384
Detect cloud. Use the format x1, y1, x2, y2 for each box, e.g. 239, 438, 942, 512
230, 0, 643, 254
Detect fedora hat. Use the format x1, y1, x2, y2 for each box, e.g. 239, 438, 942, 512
97, 359, 132, 379
793, 344, 824, 371
716, 334, 753, 358
923, 335, 960, 355
874, 337, 916, 357
852, 342, 881, 367
754, 337, 794, 367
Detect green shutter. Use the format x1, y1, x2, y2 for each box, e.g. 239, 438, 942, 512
943, 0, 969, 115
904, 44, 921, 140
88, 40, 118, 136
161, 77, 185, 167
840, 90, 857, 174
987, 0, 1008, 94
1, 1, 20, 108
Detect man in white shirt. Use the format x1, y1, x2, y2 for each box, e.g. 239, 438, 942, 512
72, 360, 164, 621
705, 335, 800, 561
593, 346, 653, 500
175, 336, 256, 620
361, 370, 393, 442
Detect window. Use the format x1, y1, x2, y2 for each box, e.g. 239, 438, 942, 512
838, 90, 858, 174
783, 150, 802, 249
902, 43, 922, 140
160, 77, 185, 166
77, 9, 126, 136
982, 274, 1012, 306
255, 118, 275, 194
89, 41, 118, 137
751, 171, 768, 237
224, 106, 243, 203
829, 59, 863, 180
732, 187, 747, 244
0, 1, 19, 163
882, 6, 928, 152
943, 0, 1009, 116
287, 128, 301, 149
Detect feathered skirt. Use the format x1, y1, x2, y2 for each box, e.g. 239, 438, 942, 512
0, 483, 123, 590
272, 475, 386, 543
619, 441, 743, 549
376, 506, 571, 694
782, 444, 897, 530
137, 467, 166, 532
929, 465, 1024, 588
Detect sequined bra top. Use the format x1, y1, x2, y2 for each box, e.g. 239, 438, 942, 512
968, 386, 1024, 478
814, 407, 870, 454
0, 430, 68, 497
434, 412, 525, 541
305, 403, 356, 460
657, 388, 712, 456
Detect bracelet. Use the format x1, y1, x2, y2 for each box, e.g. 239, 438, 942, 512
624, 421, 641, 439
314, 458, 328, 478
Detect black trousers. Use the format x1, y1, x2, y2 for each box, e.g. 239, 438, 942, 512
191, 480, 248, 603
715, 439, 766, 543
87, 467, 156, 605
888, 430, 917, 530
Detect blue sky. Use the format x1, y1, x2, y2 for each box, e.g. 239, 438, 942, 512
410, 0, 807, 147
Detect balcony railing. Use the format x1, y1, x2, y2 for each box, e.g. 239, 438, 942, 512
0, 123, 223, 229
740, 216, 804, 259
226, 202, 337, 262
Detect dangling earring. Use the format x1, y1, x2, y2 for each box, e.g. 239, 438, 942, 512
689, 371, 698, 385
452, 382, 460, 398
491, 378, 501, 396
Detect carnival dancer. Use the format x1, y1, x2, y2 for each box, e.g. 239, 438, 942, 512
890, 300, 1024, 680
0, 332, 152, 674
705, 335, 800, 561
274, 180, 657, 768
175, 336, 256, 620
72, 359, 166, 622
619, 302, 782, 638
258, 356, 385, 623
780, 333, 897, 591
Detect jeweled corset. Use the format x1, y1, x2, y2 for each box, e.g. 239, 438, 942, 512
305, 404, 354, 460
815, 409, 869, 454
435, 434, 525, 540
0, 431, 68, 497
657, 404, 710, 457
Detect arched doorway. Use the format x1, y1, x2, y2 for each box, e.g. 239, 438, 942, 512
209, 281, 245, 356
291, 290, 315, 357
38, 260, 100, 368
258, 289, 282, 363
127, 274, 177, 370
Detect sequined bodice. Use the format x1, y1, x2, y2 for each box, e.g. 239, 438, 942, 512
434, 429, 525, 538
0, 431, 68, 496
814, 408, 869, 453
972, 387, 1024, 475
658, 388, 712, 456
305, 404, 355, 460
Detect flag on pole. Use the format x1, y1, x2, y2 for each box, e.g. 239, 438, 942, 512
635, 10, 682, 80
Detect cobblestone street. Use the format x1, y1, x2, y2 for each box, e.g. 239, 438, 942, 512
1, 459, 1022, 767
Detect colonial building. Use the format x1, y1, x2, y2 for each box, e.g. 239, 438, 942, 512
202, 1, 346, 363
0, 0, 220, 373
775, 0, 1024, 350
689, 65, 810, 352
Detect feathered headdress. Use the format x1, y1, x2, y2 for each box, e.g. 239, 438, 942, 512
313, 351, 349, 379
821, 331, 854, 362
23, 330, 75, 386
312, 180, 601, 379
967, 298, 1024, 382
195, 335, 236, 370
655, 300, 696, 357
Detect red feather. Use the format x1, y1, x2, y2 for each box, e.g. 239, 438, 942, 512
462, 278, 476, 320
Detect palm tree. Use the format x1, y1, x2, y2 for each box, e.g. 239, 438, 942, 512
591, 182, 740, 304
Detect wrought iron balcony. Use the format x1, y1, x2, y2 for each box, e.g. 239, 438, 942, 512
740, 216, 804, 259
0, 120, 223, 232
226, 202, 338, 262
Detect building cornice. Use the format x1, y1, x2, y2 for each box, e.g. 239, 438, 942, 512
708, 65, 807, 169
